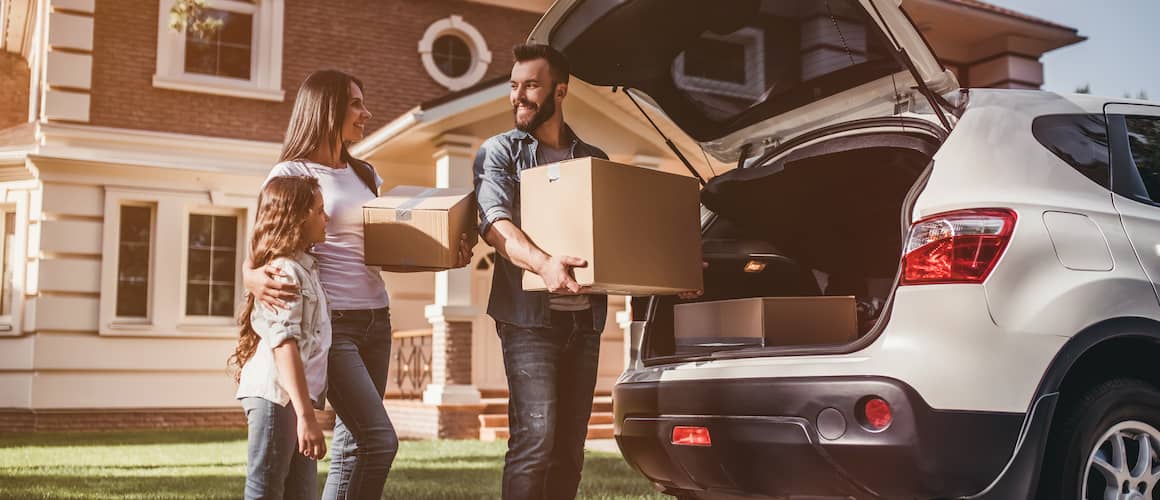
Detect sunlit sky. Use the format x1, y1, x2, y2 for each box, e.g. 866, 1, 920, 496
987, 0, 1160, 100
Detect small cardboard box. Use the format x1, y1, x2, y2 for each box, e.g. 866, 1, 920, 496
674, 296, 858, 351
519, 157, 703, 295
363, 185, 478, 272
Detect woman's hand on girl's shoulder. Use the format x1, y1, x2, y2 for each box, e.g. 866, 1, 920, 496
243, 260, 300, 310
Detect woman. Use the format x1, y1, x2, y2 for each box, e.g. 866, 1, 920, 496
245, 70, 471, 499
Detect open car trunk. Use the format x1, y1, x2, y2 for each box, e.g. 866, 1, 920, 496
641, 132, 939, 362
530, 0, 958, 161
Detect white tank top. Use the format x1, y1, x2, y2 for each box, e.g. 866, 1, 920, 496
264, 160, 390, 310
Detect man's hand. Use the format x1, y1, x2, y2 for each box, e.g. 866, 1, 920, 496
482, 220, 590, 293
536, 255, 590, 294
297, 414, 327, 460
454, 233, 474, 268
242, 259, 299, 310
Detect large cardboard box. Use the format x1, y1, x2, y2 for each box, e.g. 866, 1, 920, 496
519, 157, 702, 295
363, 185, 478, 272
674, 296, 858, 351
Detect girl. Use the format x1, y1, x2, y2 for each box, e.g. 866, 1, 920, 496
244, 70, 472, 500
232, 175, 331, 500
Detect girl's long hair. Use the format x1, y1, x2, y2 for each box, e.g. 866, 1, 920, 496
229, 175, 321, 381
279, 70, 364, 165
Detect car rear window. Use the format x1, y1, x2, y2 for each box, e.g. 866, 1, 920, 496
1031, 114, 1111, 188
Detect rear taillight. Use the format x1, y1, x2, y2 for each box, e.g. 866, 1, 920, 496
671, 426, 711, 447
900, 209, 1017, 285
857, 397, 893, 431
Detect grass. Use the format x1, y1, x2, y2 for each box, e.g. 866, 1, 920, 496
0, 430, 666, 499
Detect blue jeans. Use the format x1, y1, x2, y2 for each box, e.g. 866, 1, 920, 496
499, 310, 602, 500
322, 307, 399, 500
242, 397, 318, 500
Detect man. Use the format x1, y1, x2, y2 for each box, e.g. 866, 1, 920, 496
473, 43, 608, 500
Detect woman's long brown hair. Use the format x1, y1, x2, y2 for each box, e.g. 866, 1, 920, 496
229, 175, 321, 381
279, 69, 363, 165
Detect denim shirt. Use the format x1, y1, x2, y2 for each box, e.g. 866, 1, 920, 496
473, 127, 609, 330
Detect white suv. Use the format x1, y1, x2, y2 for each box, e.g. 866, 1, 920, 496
531, 1, 1160, 499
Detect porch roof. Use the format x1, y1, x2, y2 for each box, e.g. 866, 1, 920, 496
907, 0, 1085, 64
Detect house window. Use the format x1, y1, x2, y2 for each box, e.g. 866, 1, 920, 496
0, 210, 15, 316
116, 205, 153, 318
153, 0, 284, 101
418, 15, 492, 91
183, 8, 253, 80
101, 188, 255, 337
185, 213, 239, 317
432, 34, 472, 79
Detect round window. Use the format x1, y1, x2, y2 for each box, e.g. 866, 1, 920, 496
432, 34, 472, 79
418, 16, 492, 91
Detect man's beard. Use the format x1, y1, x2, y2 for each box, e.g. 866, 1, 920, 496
513, 95, 556, 133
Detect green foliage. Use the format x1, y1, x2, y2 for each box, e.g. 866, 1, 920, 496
168, 0, 223, 39
1123, 90, 1150, 100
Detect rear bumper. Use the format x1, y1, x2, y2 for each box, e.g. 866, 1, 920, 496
614, 376, 1024, 499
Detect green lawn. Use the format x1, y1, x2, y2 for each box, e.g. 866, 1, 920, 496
0, 430, 665, 499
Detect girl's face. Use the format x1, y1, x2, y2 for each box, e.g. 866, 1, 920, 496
341, 82, 372, 145
301, 189, 328, 248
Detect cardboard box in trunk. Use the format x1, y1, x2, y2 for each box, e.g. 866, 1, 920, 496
674, 296, 858, 351
519, 157, 703, 295
363, 185, 478, 272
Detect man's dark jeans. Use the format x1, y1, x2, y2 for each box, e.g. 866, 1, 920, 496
499, 309, 602, 500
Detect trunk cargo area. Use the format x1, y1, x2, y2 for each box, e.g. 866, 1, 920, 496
644, 132, 939, 361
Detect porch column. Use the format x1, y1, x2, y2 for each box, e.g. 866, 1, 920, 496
966, 53, 1044, 89
617, 297, 634, 369
423, 134, 482, 406
423, 305, 480, 404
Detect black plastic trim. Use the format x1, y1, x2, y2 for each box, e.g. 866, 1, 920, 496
966, 392, 1059, 499
1031, 317, 1160, 405
614, 376, 1024, 498
972, 318, 1160, 498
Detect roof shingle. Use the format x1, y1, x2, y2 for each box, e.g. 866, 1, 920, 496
934, 0, 1078, 33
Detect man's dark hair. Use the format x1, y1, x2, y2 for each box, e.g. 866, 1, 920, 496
512, 43, 570, 84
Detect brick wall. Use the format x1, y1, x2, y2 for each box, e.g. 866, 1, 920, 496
0, 408, 335, 432
89, 0, 540, 143
0, 402, 480, 436
0, 52, 30, 130
386, 399, 483, 439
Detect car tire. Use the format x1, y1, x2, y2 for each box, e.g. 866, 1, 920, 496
1038, 378, 1160, 500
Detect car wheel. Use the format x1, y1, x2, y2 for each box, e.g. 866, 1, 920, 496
1039, 379, 1160, 500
